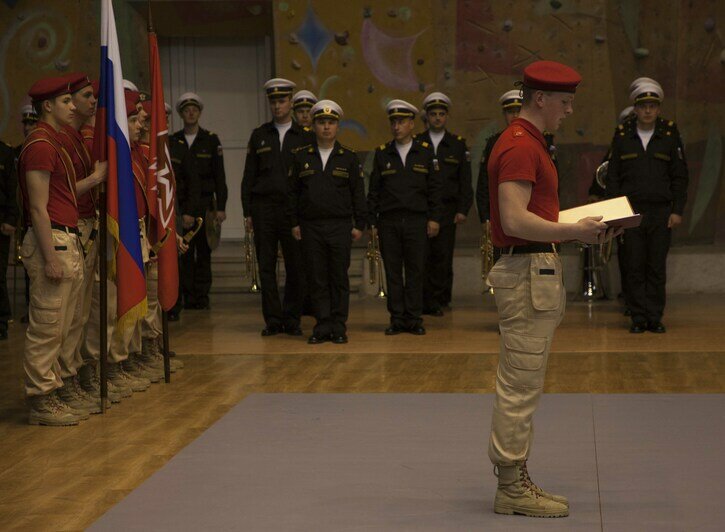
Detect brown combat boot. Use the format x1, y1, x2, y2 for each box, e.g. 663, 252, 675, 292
78, 364, 122, 403
493, 463, 569, 518
520, 461, 568, 505
28, 393, 82, 426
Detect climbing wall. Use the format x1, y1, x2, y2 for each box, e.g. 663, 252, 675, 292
273, 0, 724, 246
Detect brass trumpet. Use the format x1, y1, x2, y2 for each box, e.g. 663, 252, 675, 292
480, 221, 494, 294
243, 229, 260, 293
366, 226, 386, 299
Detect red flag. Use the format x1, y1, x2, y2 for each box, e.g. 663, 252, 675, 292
148, 30, 179, 310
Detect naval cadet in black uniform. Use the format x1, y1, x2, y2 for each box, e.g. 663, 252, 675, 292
170, 92, 228, 310
367, 99, 443, 335
0, 139, 18, 340
292, 90, 317, 129
242, 78, 314, 336
289, 100, 367, 344
605, 81, 688, 334
418, 92, 472, 315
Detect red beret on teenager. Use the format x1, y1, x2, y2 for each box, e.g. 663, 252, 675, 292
521, 60, 582, 93
65, 72, 92, 94
90, 80, 99, 99
125, 91, 140, 117
28, 76, 72, 102
141, 99, 152, 116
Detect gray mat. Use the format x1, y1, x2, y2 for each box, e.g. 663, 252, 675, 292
91, 394, 725, 532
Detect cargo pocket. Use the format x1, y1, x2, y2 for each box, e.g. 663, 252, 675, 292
30, 294, 62, 334
529, 255, 562, 312
487, 267, 522, 319
503, 332, 548, 389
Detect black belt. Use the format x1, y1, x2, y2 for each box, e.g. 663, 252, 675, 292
509, 243, 555, 254
50, 223, 80, 235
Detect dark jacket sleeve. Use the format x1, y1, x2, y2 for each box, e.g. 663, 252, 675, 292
211, 134, 227, 211
475, 137, 494, 223
604, 133, 622, 199
669, 138, 689, 216
241, 132, 257, 218
349, 156, 368, 231
287, 153, 301, 228
366, 150, 381, 227
0, 147, 18, 225
426, 151, 444, 223
456, 140, 473, 216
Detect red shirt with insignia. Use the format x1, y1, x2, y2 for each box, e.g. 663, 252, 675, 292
487, 118, 559, 247
19, 121, 79, 228
80, 124, 94, 154
59, 125, 96, 219
131, 143, 148, 218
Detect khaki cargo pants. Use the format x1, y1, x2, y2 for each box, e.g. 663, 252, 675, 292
486, 251, 566, 466
58, 216, 98, 378
127, 260, 161, 354
81, 219, 149, 365
21, 227, 84, 397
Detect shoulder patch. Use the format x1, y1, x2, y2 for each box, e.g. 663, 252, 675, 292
512, 127, 525, 138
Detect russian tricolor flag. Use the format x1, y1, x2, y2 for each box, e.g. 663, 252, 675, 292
94, 0, 147, 331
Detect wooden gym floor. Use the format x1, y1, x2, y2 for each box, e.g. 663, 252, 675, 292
1, 293, 724, 530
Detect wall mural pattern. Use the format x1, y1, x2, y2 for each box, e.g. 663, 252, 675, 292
274, 0, 724, 246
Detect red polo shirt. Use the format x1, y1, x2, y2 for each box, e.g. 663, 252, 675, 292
487, 118, 559, 247
131, 143, 148, 218
59, 125, 96, 219
19, 121, 79, 228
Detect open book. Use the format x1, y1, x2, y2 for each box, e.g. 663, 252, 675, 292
558, 196, 642, 229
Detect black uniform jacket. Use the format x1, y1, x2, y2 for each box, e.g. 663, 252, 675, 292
366, 138, 443, 227
418, 130, 472, 222
288, 141, 367, 231
0, 141, 18, 226
169, 141, 202, 217
605, 120, 688, 215
242, 121, 314, 217
475, 132, 502, 222
170, 127, 227, 212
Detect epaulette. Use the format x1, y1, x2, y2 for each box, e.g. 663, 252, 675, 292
339, 143, 355, 153
292, 144, 312, 154
1, 140, 11, 148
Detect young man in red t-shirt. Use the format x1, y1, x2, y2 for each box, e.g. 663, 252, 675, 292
56, 73, 107, 408
485, 61, 616, 517
19, 77, 106, 425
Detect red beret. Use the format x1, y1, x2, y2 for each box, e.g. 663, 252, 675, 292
141, 99, 152, 115
91, 80, 100, 98
522, 61, 582, 93
65, 72, 92, 94
28, 76, 71, 102
125, 92, 140, 117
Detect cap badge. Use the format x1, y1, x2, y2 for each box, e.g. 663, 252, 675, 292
324, 107, 332, 114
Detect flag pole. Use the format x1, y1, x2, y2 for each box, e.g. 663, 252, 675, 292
99, 181, 108, 412
148, 0, 171, 383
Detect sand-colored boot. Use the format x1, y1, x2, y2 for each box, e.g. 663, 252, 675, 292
27, 393, 82, 426
520, 461, 568, 506
493, 463, 569, 518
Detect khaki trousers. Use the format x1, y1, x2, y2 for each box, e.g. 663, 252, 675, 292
128, 261, 161, 354
22, 228, 84, 397
486, 252, 566, 466
81, 219, 149, 365
58, 216, 98, 377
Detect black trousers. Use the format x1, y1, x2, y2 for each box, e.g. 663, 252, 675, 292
180, 221, 212, 308
621, 203, 671, 324
252, 198, 304, 328
424, 221, 456, 311
378, 212, 427, 329
0, 233, 10, 328
301, 219, 352, 337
